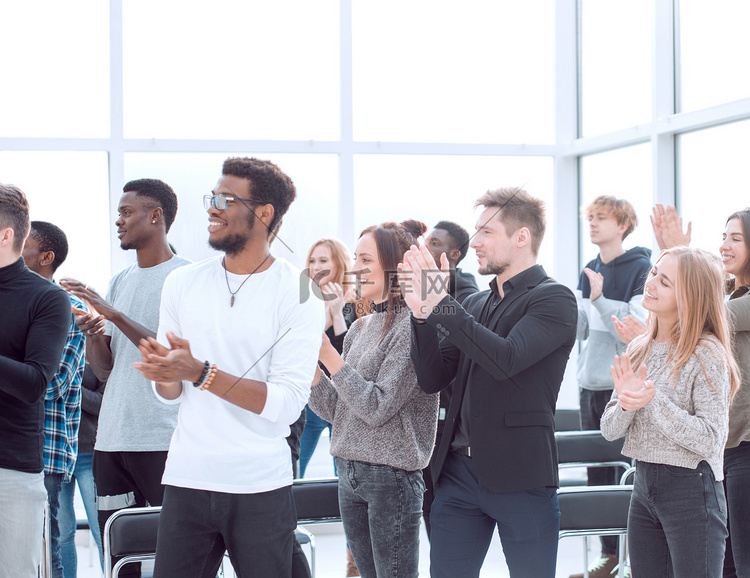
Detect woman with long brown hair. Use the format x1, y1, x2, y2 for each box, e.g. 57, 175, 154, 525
602, 247, 740, 577
308, 220, 439, 578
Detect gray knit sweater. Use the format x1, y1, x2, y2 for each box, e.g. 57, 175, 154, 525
308, 307, 439, 472
601, 337, 731, 480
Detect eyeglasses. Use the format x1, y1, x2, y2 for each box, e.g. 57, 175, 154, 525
203, 193, 266, 211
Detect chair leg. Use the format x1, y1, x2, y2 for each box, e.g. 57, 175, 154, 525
583, 536, 589, 578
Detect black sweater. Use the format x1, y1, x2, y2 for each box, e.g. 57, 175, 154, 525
0, 257, 71, 473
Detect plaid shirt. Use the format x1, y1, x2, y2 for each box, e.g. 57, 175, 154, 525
43, 293, 86, 480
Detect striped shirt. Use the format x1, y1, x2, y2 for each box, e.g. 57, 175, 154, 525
43, 293, 86, 480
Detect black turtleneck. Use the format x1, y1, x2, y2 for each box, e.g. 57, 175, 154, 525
0, 256, 71, 473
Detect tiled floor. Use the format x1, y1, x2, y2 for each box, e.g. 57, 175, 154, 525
75, 433, 612, 578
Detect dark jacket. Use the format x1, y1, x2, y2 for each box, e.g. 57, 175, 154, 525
411, 265, 577, 493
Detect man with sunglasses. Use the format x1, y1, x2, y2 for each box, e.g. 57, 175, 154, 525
134, 157, 323, 577
63, 179, 189, 576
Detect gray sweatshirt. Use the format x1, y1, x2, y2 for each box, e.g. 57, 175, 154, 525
601, 337, 730, 480
308, 307, 439, 472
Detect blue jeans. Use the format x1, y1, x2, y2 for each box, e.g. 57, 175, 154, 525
59, 452, 104, 577
336, 457, 424, 578
629, 460, 727, 577
724, 441, 750, 578
0, 468, 47, 578
298, 406, 333, 478
44, 473, 66, 578
153, 484, 296, 578
428, 452, 559, 578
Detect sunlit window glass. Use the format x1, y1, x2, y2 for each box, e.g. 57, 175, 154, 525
580, 0, 653, 136
677, 0, 750, 112
0, 2, 109, 137
353, 0, 555, 144
0, 152, 110, 290
678, 120, 750, 255
122, 1, 340, 140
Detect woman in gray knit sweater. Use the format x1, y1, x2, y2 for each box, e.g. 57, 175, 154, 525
309, 220, 439, 578
602, 247, 740, 578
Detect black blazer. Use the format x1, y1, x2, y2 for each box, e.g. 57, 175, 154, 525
411, 265, 577, 494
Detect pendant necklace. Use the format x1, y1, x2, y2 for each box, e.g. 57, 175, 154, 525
223, 253, 271, 307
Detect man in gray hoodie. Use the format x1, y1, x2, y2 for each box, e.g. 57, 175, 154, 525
571, 195, 652, 578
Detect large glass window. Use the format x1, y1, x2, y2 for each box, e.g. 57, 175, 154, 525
678, 0, 750, 112
123, 153, 339, 270
352, 1, 555, 144
353, 155, 554, 279
678, 120, 750, 256
0, 152, 111, 291
122, 1, 340, 140
579, 143, 654, 265
580, 0, 653, 136
0, 2, 109, 137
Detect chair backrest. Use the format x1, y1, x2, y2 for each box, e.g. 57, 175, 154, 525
554, 408, 581, 432
292, 477, 341, 524
103, 506, 161, 578
558, 485, 632, 539
555, 430, 631, 471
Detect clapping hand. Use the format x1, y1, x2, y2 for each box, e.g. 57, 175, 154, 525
583, 268, 604, 302
398, 245, 450, 319
611, 353, 655, 411
612, 315, 647, 343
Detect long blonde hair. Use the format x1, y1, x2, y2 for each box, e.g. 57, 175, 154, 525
306, 238, 352, 288
628, 247, 741, 401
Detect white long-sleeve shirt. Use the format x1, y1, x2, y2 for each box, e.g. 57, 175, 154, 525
152, 256, 324, 494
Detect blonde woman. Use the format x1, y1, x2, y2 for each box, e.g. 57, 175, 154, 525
299, 239, 356, 478
602, 247, 740, 577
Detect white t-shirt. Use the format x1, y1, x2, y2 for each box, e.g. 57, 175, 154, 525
153, 256, 324, 494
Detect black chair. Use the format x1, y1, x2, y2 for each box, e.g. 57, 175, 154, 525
558, 485, 633, 578
103, 506, 160, 578
554, 408, 581, 432
556, 430, 632, 487
292, 477, 342, 576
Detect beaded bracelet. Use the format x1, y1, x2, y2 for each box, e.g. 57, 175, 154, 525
193, 361, 211, 388
200, 364, 218, 391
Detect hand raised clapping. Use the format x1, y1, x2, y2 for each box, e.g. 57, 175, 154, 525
610, 353, 656, 411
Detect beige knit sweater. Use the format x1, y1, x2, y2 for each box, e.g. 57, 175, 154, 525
308, 307, 439, 472
601, 336, 731, 480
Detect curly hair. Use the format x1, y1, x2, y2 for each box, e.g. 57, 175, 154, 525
123, 179, 178, 232
434, 220, 471, 263
29, 221, 69, 272
222, 157, 296, 238
0, 183, 30, 253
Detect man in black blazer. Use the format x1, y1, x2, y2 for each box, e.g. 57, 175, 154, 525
401, 187, 577, 578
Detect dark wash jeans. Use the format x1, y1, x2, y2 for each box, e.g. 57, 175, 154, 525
153, 484, 296, 578
336, 457, 424, 578
629, 460, 727, 577
724, 441, 750, 578
428, 452, 560, 578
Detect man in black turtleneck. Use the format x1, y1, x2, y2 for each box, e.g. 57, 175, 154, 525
0, 183, 71, 577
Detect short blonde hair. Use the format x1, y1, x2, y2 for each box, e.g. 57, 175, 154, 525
584, 195, 638, 240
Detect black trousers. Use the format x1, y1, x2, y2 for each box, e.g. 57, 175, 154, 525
94, 450, 168, 576
153, 484, 296, 578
